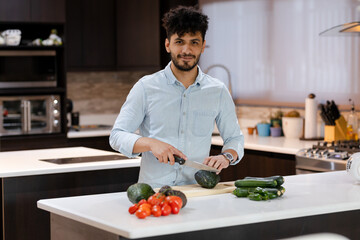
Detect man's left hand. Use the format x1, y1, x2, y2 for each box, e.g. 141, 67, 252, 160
203, 155, 230, 173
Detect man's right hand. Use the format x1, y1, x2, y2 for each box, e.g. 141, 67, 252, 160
133, 137, 187, 165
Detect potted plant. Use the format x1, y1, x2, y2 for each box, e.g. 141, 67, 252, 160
270, 110, 283, 137
257, 120, 271, 137
282, 110, 303, 138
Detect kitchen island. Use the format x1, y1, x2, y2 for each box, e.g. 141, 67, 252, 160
0, 147, 141, 240
38, 171, 360, 240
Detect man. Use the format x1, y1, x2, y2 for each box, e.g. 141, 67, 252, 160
110, 6, 244, 188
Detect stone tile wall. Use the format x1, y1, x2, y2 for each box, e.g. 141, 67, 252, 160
67, 71, 152, 114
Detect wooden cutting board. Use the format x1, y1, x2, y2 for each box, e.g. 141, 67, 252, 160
156, 181, 236, 198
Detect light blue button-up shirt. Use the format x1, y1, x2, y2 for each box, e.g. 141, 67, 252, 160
110, 62, 244, 188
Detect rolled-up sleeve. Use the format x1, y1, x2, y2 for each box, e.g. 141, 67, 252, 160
216, 86, 244, 165
109, 81, 146, 158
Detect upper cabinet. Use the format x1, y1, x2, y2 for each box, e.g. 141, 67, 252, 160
0, 0, 65, 23
66, 0, 116, 71
66, 0, 161, 71
116, 0, 160, 71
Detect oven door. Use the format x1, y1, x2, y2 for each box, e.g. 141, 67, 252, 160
0, 95, 61, 136
295, 154, 346, 174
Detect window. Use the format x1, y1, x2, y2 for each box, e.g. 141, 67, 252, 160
199, 0, 360, 107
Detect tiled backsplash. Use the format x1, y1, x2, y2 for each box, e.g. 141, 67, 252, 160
67, 71, 357, 135
67, 71, 152, 114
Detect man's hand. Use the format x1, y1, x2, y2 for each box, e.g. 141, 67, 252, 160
133, 137, 187, 165
203, 155, 230, 173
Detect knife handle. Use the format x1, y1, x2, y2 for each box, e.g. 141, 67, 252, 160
174, 155, 185, 165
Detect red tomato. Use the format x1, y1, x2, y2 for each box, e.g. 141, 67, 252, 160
128, 203, 139, 214
165, 196, 183, 209
151, 205, 162, 217
161, 204, 171, 216
139, 203, 152, 216
148, 193, 165, 206
137, 199, 147, 205
159, 199, 168, 207
135, 209, 148, 219
169, 202, 180, 214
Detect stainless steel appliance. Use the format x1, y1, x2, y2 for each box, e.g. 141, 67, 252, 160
0, 50, 57, 88
295, 140, 360, 174
0, 95, 61, 136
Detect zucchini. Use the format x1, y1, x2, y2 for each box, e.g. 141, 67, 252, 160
248, 193, 262, 201
278, 186, 286, 196
235, 179, 277, 188
232, 188, 249, 197
244, 175, 284, 187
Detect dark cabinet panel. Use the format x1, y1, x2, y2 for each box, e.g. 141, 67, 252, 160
0, 0, 31, 22
1, 167, 139, 240
31, 0, 65, 23
66, 0, 116, 70
116, 0, 160, 70
211, 146, 296, 182
0, 0, 64, 23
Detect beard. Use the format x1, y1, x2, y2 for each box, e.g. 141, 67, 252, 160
170, 52, 201, 72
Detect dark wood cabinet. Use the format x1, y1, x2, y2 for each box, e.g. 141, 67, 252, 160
31, 0, 65, 23
66, 0, 161, 71
0, 0, 31, 22
66, 0, 116, 70
0, 0, 65, 23
116, 0, 160, 71
211, 146, 296, 182
1, 167, 140, 240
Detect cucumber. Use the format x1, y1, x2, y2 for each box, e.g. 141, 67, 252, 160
235, 179, 277, 188
244, 175, 284, 187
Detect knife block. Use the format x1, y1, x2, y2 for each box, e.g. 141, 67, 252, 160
324, 115, 347, 142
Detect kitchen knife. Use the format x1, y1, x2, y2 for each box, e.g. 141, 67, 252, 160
174, 155, 219, 173
320, 104, 332, 125
330, 100, 341, 120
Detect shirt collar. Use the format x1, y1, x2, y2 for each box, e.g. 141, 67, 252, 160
164, 61, 204, 86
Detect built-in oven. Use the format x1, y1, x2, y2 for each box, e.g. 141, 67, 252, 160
0, 95, 61, 136
0, 50, 57, 88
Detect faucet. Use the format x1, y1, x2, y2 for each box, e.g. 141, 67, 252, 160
204, 64, 232, 97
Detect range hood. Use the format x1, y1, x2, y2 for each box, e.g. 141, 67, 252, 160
320, 22, 360, 36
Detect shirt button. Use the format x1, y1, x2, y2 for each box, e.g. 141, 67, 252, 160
183, 112, 186, 116
181, 130, 184, 134
183, 94, 186, 97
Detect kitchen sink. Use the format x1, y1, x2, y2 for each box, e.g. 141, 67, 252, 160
40, 154, 129, 164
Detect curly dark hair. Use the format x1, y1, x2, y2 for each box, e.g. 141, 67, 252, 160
162, 5, 209, 41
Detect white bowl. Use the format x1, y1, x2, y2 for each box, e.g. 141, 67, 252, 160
282, 117, 303, 139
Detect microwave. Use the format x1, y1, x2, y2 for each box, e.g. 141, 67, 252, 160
0, 95, 61, 136
0, 50, 57, 88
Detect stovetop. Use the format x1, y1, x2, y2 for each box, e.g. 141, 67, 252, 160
295, 140, 359, 172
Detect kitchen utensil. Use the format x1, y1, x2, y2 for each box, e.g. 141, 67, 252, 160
330, 100, 341, 120
174, 155, 219, 173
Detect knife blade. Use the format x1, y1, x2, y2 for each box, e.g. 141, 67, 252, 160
174, 155, 219, 173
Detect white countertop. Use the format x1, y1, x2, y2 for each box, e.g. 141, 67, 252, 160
0, 147, 140, 178
212, 133, 317, 155
38, 171, 360, 239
